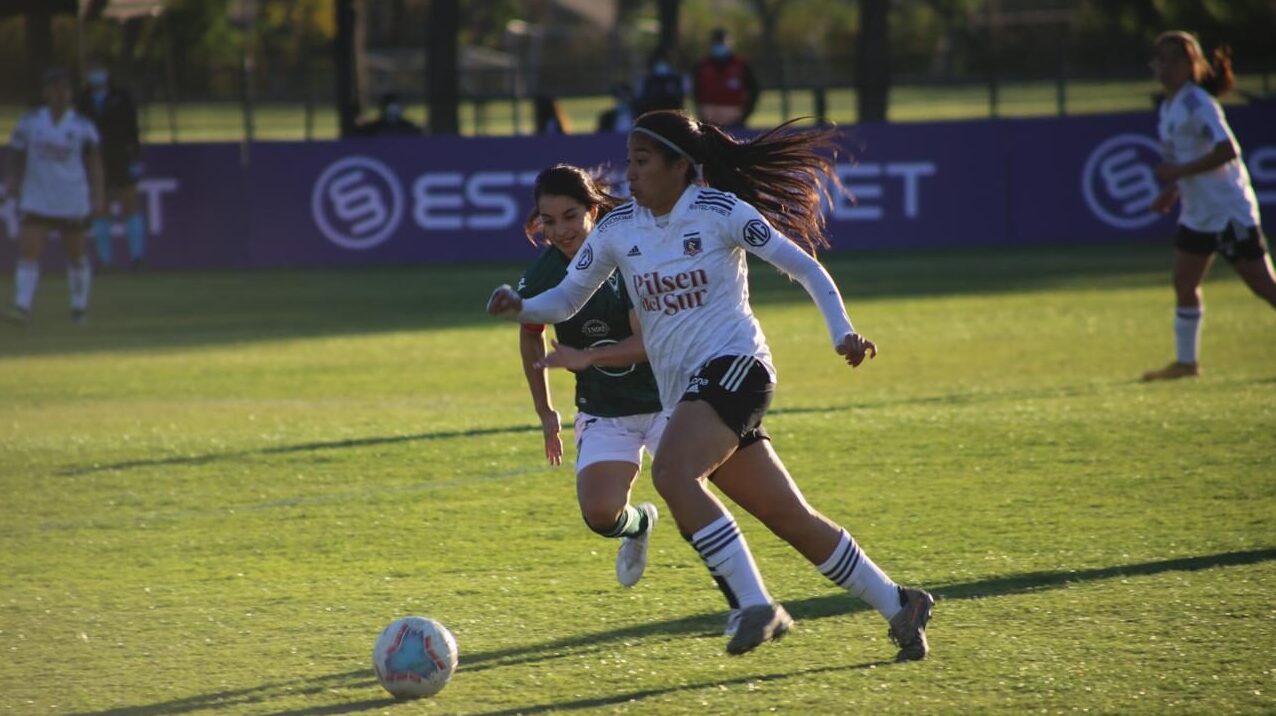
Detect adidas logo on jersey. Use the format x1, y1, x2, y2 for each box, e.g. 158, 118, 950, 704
627, 245, 642, 256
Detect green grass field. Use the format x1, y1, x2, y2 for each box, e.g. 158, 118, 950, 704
1, 244, 1274, 714
2, 74, 1271, 143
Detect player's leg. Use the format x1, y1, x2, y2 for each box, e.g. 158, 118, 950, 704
62, 220, 92, 324
1226, 226, 1276, 310
1144, 237, 1214, 381
712, 440, 934, 661
7, 218, 48, 323
118, 184, 145, 268
91, 186, 116, 267
574, 413, 657, 587
654, 356, 785, 654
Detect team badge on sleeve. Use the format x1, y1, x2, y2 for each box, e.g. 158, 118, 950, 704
743, 219, 771, 247
575, 245, 594, 270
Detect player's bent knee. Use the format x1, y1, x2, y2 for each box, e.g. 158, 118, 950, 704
580, 504, 625, 534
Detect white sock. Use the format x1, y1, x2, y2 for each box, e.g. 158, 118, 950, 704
818, 529, 903, 620
15, 260, 39, 311
68, 257, 92, 311
689, 515, 771, 609
1174, 306, 1202, 365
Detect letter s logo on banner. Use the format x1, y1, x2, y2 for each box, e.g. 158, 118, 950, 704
311, 156, 405, 250
1081, 134, 1164, 230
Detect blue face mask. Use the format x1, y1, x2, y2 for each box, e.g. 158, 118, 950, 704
653, 62, 672, 75
384, 103, 403, 121
87, 70, 109, 88
710, 43, 730, 60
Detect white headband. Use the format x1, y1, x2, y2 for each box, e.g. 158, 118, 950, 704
632, 127, 705, 182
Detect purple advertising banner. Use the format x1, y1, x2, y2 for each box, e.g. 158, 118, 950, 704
2, 106, 1274, 271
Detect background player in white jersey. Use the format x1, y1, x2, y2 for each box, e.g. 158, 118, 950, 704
3, 69, 104, 325
515, 165, 664, 588
488, 110, 934, 661
1143, 31, 1276, 381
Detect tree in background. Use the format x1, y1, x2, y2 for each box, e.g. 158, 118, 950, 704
855, 0, 889, 122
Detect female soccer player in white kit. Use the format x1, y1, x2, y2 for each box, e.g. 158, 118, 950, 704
1143, 32, 1276, 380
488, 110, 934, 660
4, 69, 104, 325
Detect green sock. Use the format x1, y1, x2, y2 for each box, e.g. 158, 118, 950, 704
594, 504, 647, 539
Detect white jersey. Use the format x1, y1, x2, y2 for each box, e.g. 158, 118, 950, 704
9, 107, 100, 219
557, 185, 849, 409
1157, 83, 1260, 232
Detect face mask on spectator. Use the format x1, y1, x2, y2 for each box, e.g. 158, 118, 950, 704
384, 103, 403, 121
653, 62, 672, 75
710, 43, 730, 59
87, 69, 109, 88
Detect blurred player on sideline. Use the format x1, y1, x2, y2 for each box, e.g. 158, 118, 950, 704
77, 56, 144, 270
4, 69, 104, 325
488, 111, 934, 661
514, 165, 664, 590
1143, 31, 1276, 381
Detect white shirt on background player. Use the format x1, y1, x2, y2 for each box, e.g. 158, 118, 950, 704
513, 184, 856, 410
1158, 81, 1261, 232
9, 106, 100, 219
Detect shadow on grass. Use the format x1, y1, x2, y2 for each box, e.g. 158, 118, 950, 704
1, 244, 1170, 360
461, 661, 891, 716
58, 424, 545, 476
56, 378, 1143, 478
70, 547, 1275, 716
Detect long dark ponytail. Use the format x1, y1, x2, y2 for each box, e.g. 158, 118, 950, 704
633, 110, 845, 253
523, 164, 625, 245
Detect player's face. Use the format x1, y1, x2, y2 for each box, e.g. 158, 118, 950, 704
43, 79, 71, 111
627, 133, 690, 214
537, 193, 596, 259
1151, 43, 1191, 88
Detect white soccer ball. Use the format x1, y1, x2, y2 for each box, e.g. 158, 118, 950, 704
372, 616, 459, 699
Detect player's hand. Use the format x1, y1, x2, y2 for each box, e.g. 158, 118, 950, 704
1151, 187, 1178, 214
535, 340, 592, 372
486, 284, 523, 317
835, 332, 878, 368
1154, 162, 1182, 184
539, 409, 563, 466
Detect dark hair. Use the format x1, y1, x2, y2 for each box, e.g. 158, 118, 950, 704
1155, 31, 1235, 98
633, 109, 844, 253
523, 165, 625, 245
41, 67, 70, 87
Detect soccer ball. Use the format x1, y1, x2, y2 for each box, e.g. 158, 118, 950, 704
372, 616, 459, 699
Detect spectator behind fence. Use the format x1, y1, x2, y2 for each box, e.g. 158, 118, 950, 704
636, 48, 686, 115
596, 82, 636, 133
355, 93, 421, 137
76, 56, 143, 270
534, 95, 570, 135
692, 28, 759, 129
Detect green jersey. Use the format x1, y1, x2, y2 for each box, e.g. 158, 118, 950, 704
517, 247, 662, 418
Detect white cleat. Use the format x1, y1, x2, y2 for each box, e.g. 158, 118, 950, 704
616, 502, 658, 587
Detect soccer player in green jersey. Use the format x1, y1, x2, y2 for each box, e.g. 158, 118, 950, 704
515, 164, 665, 588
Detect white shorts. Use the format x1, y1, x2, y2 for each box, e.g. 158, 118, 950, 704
574, 411, 665, 472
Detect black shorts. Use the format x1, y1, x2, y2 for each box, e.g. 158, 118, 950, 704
679, 354, 773, 449
1175, 223, 1268, 263
21, 213, 90, 232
